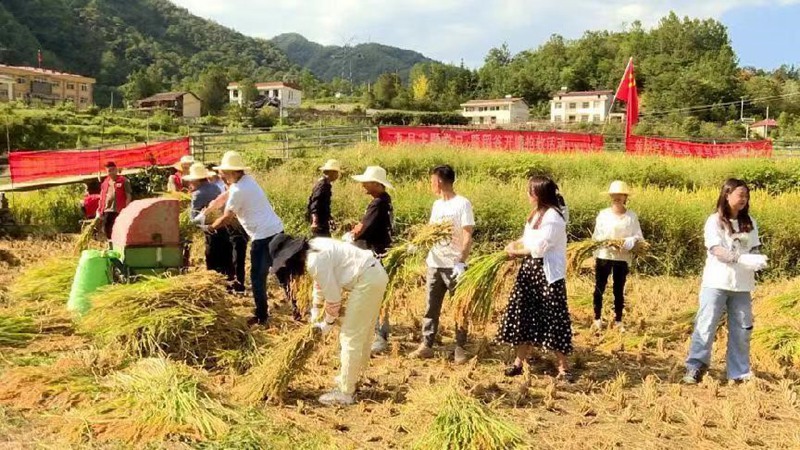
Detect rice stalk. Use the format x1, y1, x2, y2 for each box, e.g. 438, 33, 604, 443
233, 325, 322, 405
9, 257, 78, 306
752, 326, 800, 368
0, 315, 36, 347
566, 239, 650, 275
0, 248, 20, 266
73, 217, 101, 255
409, 383, 525, 450
290, 274, 314, 317
77, 271, 248, 366
80, 358, 237, 444
451, 251, 511, 327
0, 358, 98, 411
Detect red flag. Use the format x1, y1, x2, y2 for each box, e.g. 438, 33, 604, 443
614, 57, 639, 137
37, 49, 43, 68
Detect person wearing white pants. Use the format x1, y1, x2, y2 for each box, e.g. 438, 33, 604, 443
269, 233, 388, 406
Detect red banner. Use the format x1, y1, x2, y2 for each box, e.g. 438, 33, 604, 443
9, 138, 191, 183
626, 135, 772, 158
378, 126, 604, 153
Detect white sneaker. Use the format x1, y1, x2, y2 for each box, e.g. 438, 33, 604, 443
591, 319, 604, 331
371, 336, 388, 354
319, 389, 354, 406
615, 321, 626, 333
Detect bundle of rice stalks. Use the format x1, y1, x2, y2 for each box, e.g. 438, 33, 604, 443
408, 384, 525, 450
77, 271, 248, 366
452, 251, 511, 327
382, 222, 452, 310
9, 257, 78, 306
566, 239, 651, 275
0, 358, 98, 411
289, 274, 314, 317
753, 326, 800, 368
0, 315, 37, 347
73, 217, 101, 255
77, 358, 237, 445
233, 325, 321, 405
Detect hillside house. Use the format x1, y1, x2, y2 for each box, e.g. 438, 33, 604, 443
136, 92, 202, 118
749, 119, 778, 139
550, 89, 614, 123
0, 64, 95, 108
227, 81, 302, 108
460, 97, 529, 125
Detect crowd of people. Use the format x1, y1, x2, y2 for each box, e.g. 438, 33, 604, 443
90, 150, 769, 406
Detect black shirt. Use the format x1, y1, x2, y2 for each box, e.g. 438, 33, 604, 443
306, 177, 333, 234
356, 192, 393, 255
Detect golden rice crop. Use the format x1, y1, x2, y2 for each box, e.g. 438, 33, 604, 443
0, 315, 36, 347
290, 274, 314, 317
409, 384, 525, 450
451, 251, 511, 327
73, 217, 101, 255
0, 248, 20, 266
0, 357, 98, 411
76, 358, 237, 445
9, 257, 77, 306
753, 326, 800, 368
77, 271, 248, 366
233, 325, 321, 405
566, 239, 650, 275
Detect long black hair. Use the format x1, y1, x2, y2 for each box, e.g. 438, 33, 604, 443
527, 176, 564, 226
716, 178, 753, 234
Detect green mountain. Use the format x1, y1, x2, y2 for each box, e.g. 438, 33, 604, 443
0, 0, 298, 105
271, 33, 434, 83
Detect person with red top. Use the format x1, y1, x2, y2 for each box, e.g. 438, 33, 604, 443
168, 155, 194, 192
97, 161, 133, 240
81, 180, 101, 220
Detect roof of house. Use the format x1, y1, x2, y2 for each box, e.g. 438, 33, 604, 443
553, 90, 614, 98
461, 97, 527, 106
136, 92, 199, 105
0, 64, 95, 82
749, 119, 778, 128
227, 81, 302, 91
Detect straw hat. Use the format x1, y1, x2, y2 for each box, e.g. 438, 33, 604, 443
182, 162, 211, 181
173, 155, 195, 170
269, 233, 308, 275
207, 170, 218, 177
606, 180, 631, 196
319, 159, 342, 173
351, 166, 394, 189
213, 151, 251, 172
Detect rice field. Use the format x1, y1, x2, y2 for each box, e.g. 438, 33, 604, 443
1, 144, 800, 449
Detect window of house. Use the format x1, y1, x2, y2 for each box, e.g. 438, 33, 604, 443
554, 116, 562, 122
554, 102, 562, 109
17, 78, 25, 84
582, 102, 590, 109
273, 89, 279, 97
568, 115, 576, 122
232, 90, 239, 98
80, 84, 87, 91
79, 97, 87, 104
593, 114, 601, 122
67, 83, 75, 90
581, 115, 590, 122
568, 102, 576, 109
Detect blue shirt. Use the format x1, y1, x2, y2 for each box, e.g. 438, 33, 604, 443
190, 182, 222, 221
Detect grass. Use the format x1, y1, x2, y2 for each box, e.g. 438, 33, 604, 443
77, 271, 249, 366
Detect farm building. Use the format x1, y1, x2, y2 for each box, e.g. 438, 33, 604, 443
227, 81, 302, 108
749, 118, 778, 138
460, 96, 530, 125
0, 64, 95, 108
136, 92, 202, 118
550, 89, 614, 123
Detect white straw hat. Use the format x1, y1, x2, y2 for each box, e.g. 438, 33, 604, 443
173, 155, 195, 170
182, 162, 211, 181
319, 159, 342, 172
351, 166, 394, 190
606, 180, 631, 195
213, 151, 251, 172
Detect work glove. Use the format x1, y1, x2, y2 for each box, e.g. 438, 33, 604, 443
738, 254, 768, 272
342, 232, 354, 243
193, 211, 206, 225
453, 262, 467, 282
622, 237, 638, 251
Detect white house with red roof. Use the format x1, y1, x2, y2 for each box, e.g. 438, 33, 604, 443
749, 118, 777, 139
550, 88, 614, 123
460, 96, 530, 125
227, 81, 302, 108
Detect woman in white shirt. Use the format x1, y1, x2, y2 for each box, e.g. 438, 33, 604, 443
683, 179, 768, 384
591, 181, 644, 331
498, 176, 573, 381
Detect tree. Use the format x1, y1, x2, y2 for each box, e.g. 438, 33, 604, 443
374, 73, 400, 108
197, 66, 229, 115
411, 72, 430, 102
238, 78, 259, 105
121, 66, 164, 104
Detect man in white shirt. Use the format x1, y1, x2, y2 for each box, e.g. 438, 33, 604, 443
210, 151, 284, 326
269, 234, 388, 406
409, 165, 475, 364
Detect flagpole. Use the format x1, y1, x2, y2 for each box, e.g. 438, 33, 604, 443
602, 57, 632, 141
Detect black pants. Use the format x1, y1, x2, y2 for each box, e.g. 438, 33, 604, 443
103, 212, 119, 240
229, 233, 248, 293
593, 259, 629, 322
205, 228, 232, 278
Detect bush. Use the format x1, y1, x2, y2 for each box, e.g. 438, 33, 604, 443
372, 111, 468, 126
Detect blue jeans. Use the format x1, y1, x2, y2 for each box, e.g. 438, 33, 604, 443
250, 235, 276, 321
686, 288, 753, 380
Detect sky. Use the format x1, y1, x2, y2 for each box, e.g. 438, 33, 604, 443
171, 0, 800, 70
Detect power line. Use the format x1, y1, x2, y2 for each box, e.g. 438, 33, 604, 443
639, 91, 800, 117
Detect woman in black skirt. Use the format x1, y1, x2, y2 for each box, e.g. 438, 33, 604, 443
498, 176, 573, 381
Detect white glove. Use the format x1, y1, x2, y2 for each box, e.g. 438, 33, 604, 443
342, 232, 354, 243
313, 321, 334, 335
623, 237, 638, 251
738, 254, 768, 272
193, 211, 206, 225
310, 306, 323, 323
453, 262, 467, 282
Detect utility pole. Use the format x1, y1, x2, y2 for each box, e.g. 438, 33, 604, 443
766, 106, 770, 139
740, 97, 744, 122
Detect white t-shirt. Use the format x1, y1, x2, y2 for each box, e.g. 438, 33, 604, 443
592, 208, 644, 264
225, 175, 284, 240
701, 214, 761, 292
307, 238, 378, 304
522, 208, 567, 284
426, 195, 476, 268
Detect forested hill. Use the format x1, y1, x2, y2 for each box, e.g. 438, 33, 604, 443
271, 33, 434, 83
0, 0, 298, 105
